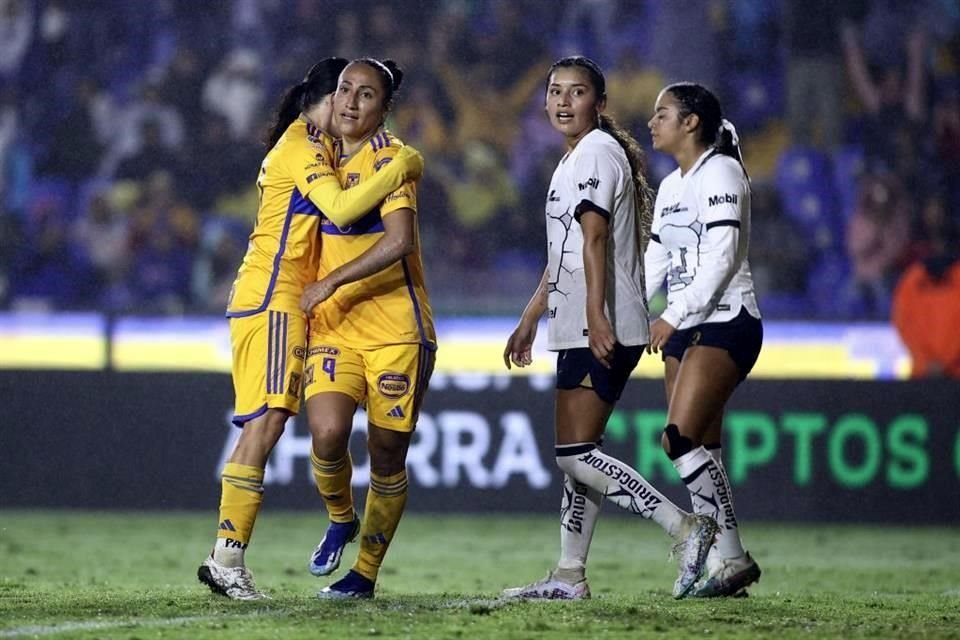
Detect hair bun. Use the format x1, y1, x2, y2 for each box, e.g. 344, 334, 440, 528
381, 59, 404, 91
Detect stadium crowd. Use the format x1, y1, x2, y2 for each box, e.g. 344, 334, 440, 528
0, 0, 957, 319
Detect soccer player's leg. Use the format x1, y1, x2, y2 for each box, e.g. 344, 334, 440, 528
318, 344, 433, 599
663, 342, 758, 598
304, 342, 365, 577
199, 311, 306, 600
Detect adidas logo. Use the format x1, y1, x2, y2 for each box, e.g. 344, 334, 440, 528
218, 519, 236, 532
387, 405, 405, 418
364, 532, 388, 545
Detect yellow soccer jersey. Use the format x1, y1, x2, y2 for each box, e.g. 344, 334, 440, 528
226, 119, 335, 318
311, 129, 436, 349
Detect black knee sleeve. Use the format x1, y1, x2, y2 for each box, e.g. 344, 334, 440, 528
663, 424, 694, 460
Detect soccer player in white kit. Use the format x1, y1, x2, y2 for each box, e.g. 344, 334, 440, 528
501, 57, 718, 601
646, 82, 764, 597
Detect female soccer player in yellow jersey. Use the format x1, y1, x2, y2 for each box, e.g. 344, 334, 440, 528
198, 57, 425, 601
299, 58, 436, 600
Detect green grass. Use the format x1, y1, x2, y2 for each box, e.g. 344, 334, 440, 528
1, 511, 958, 639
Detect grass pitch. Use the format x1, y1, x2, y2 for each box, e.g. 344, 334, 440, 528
1, 511, 958, 639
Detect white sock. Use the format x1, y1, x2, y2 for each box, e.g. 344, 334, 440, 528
673, 446, 745, 559
213, 537, 245, 568
557, 473, 603, 572
556, 443, 685, 538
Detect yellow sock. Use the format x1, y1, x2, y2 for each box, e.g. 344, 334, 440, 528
214, 462, 264, 567
311, 451, 355, 523
354, 470, 408, 582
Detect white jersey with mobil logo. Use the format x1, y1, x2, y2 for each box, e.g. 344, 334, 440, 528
544, 128, 650, 351
644, 149, 761, 329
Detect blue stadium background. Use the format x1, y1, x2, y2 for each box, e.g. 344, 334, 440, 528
2, 0, 957, 318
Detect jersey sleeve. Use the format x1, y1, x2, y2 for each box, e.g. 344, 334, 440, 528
286, 134, 414, 228
570, 145, 620, 223
644, 190, 670, 300
659, 160, 749, 328
373, 143, 417, 218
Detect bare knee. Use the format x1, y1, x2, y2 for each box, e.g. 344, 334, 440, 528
309, 414, 350, 459
368, 425, 410, 476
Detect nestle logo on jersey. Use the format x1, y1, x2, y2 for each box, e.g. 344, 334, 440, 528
708, 193, 738, 206
577, 177, 600, 191
377, 373, 410, 398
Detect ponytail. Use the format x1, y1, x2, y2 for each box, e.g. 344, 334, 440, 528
264, 83, 308, 148
598, 113, 655, 252
715, 118, 749, 180
262, 56, 349, 149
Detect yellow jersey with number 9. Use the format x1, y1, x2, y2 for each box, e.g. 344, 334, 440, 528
310, 129, 436, 349
226, 119, 335, 318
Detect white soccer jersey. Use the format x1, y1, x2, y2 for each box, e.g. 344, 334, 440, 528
545, 128, 650, 350
644, 149, 761, 330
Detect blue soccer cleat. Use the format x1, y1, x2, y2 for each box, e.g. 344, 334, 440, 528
308, 513, 361, 577
317, 569, 375, 599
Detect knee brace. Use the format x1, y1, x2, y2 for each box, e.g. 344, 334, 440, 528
662, 424, 694, 460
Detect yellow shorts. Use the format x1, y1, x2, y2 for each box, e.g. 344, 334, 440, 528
303, 340, 435, 432
230, 309, 307, 426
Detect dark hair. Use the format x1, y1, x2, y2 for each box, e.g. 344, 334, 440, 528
351, 57, 405, 109
663, 82, 747, 174
547, 56, 655, 249
263, 56, 349, 148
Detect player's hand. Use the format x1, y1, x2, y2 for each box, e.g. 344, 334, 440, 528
395, 145, 424, 182
587, 311, 616, 369
300, 278, 337, 313
503, 318, 537, 370
646, 318, 676, 354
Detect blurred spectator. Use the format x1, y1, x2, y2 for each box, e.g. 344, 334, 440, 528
843, 21, 928, 174
436, 57, 545, 155
892, 227, 960, 379
39, 78, 108, 182
0, 0, 33, 82
748, 182, 811, 298
116, 120, 183, 182
783, 0, 847, 149
843, 173, 911, 317
191, 219, 247, 313
71, 186, 131, 302
126, 171, 198, 313
11, 194, 93, 309
203, 48, 265, 141
159, 47, 209, 139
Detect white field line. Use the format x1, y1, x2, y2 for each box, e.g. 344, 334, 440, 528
0, 610, 284, 638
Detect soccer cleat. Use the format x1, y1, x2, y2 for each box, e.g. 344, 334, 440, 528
670, 514, 720, 599
689, 551, 761, 598
501, 570, 591, 600
309, 514, 361, 577
197, 556, 268, 601
317, 569, 375, 599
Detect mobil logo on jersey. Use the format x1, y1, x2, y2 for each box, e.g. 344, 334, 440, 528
378, 373, 410, 398
708, 193, 738, 207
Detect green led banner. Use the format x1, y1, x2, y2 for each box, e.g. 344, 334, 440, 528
2, 372, 957, 522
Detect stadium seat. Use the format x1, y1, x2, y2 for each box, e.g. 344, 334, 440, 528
775, 146, 840, 251
832, 145, 865, 221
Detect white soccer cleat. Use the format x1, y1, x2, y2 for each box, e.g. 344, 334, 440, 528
689, 551, 761, 598
198, 556, 269, 601
501, 570, 591, 600
671, 513, 720, 599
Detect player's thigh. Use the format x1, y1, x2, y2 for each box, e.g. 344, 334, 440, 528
667, 345, 739, 442
663, 355, 681, 407
229, 310, 307, 427
303, 341, 364, 449
363, 343, 435, 434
